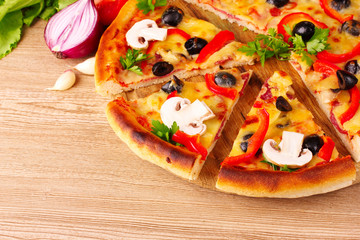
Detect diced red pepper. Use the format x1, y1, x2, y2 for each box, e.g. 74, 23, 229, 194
222, 108, 269, 166
204, 73, 238, 100
172, 130, 208, 160
195, 30, 235, 64
317, 42, 360, 63
167, 90, 179, 99
313, 59, 341, 78
277, 12, 329, 43
167, 28, 191, 40
339, 85, 360, 125
317, 136, 335, 161
319, 0, 353, 24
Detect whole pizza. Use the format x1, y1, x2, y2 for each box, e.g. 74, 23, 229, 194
95, 0, 360, 198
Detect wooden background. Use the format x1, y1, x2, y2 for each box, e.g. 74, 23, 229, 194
1, 2, 360, 239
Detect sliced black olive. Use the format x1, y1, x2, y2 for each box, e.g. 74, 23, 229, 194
302, 134, 324, 155
240, 133, 254, 152
152, 61, 174, 76
161, 75, 184, 94
243, 133, 254, 141
336, 70, 358, 90
341, 20, 360, 37
161, 6, 184, 27
331, 0, 351, 11
292, 21, 315, 42
345, 60, 360, 75
214, 72, 237, 87
266, 0, 289, 8
276, 96, 292, 112
184, 37, 208, 55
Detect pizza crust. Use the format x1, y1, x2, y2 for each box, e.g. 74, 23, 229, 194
216, 156, 356, 198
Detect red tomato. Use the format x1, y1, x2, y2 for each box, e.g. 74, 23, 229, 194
94, 0, 128, 26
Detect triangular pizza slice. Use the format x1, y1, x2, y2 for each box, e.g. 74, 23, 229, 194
216, 71, 355, 198
95, 0, 257, 98
106, 68, 252, 180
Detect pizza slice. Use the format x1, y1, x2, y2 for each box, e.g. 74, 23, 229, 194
106, 68, 252, 180
216, 71, 356, 198
95, 0, 257, 98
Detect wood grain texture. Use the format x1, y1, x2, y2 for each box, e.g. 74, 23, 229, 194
1, 2, 360, 239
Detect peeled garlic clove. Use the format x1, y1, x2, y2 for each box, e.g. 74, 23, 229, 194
46, 70, 76, 91
74, 57, 95, 75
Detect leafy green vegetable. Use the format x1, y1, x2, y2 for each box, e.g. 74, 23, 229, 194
136, 0, 167, 14
239, 26, 330, 66
151, 120, 181, 146
261, 159, 300, 172
0, 0, 77, 59
120, 49, 150, 75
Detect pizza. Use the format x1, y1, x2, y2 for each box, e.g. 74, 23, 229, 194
216, 71, 356, 198
94, 0, 360, 197
94, 0, 257, 98
106, 68, 252, 180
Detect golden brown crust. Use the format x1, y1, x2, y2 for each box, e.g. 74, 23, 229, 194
216, 156, 356, 198
106, 97, 203, 180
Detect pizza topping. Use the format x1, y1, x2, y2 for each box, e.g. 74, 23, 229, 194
125, 19, 167, 49
313, 59, 341, 78
266, 0, 289, 8
345, 60, 360, 74
185, 37, 208, 55
172, 130, 207, 159
161, 75, 184, 94
331, 0, 351, 11
263, 131, 313, 168
205, 73, 238, 100
120, 49, 150, 75
152, 61, 174, 76
275, 96, 292, 112
320, 0, 353, 23
317, 136, 335, 161
161, 6, 184, 27
214, 72, 237, 87
292, 21, 315, 43
151, 120, 180, 146
341, 20, 360, 37
336, 70, 358, 90
338, 85, 360, 124
46, 70, 76, 91
160, 97, 215, 136
136, 0, 167, 14
302, 134, 324, 156
317, 42, 360, 63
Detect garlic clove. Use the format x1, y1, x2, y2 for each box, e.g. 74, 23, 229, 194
74, 57, 95, 75
46, 70, 76, 91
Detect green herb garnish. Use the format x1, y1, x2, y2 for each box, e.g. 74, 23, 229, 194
151, 120, 182, 146
239, 26, 330, 66
261, 159, 299, 172
120, 49, 150, 75
136, 0, 167, 14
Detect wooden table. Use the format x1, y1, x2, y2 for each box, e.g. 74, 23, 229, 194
1, 15, 360, 239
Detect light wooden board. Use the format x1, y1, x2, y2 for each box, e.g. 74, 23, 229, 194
1, 2, 360, 239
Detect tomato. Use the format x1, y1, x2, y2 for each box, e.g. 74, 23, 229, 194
94, 0, 128, 26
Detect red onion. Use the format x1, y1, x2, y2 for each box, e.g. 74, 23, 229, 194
44, 0, 104, 59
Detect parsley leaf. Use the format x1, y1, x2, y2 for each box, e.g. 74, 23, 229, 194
136, 0, 167, 14
151, 120, 181, 146
120, 49, 150, 75
261, 159, 299, 172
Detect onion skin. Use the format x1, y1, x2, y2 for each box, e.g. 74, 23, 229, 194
44, 0, 104, 59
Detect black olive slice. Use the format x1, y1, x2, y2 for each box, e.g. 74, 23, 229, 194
302, 134, 324, 155
276, 96, 292, 112
331, 0, 351, 11
184, 37, 208, 55
266, 0, 289, 8
336, 70, 358, 90
240, 133, 254, 152
292, 21, 315, 42
341, 20, 360, 37
152, 62, 174, 76
344, 60, 360, 75
161, 6, 184, 27
214, 72, 237, 87
161, 75, 184, 94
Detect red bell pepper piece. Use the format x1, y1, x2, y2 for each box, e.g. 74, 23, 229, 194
319, 0, 353, 24
167, 28, 191, 40
222, 108, 269, 166
277, 12, 329, 43
204, 73, 238, 100
317, 42, 360, 63
317, 136, 335, 161
195, 30, 235, 64
339, 85, 360, 125
313, 59, 341, 78
172, 130, 208, 160
167, 90, 179, 99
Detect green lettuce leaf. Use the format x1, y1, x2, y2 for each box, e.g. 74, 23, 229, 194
55, 0, 77, 10
23, 1, 45, 26
0, 10, 23, 59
